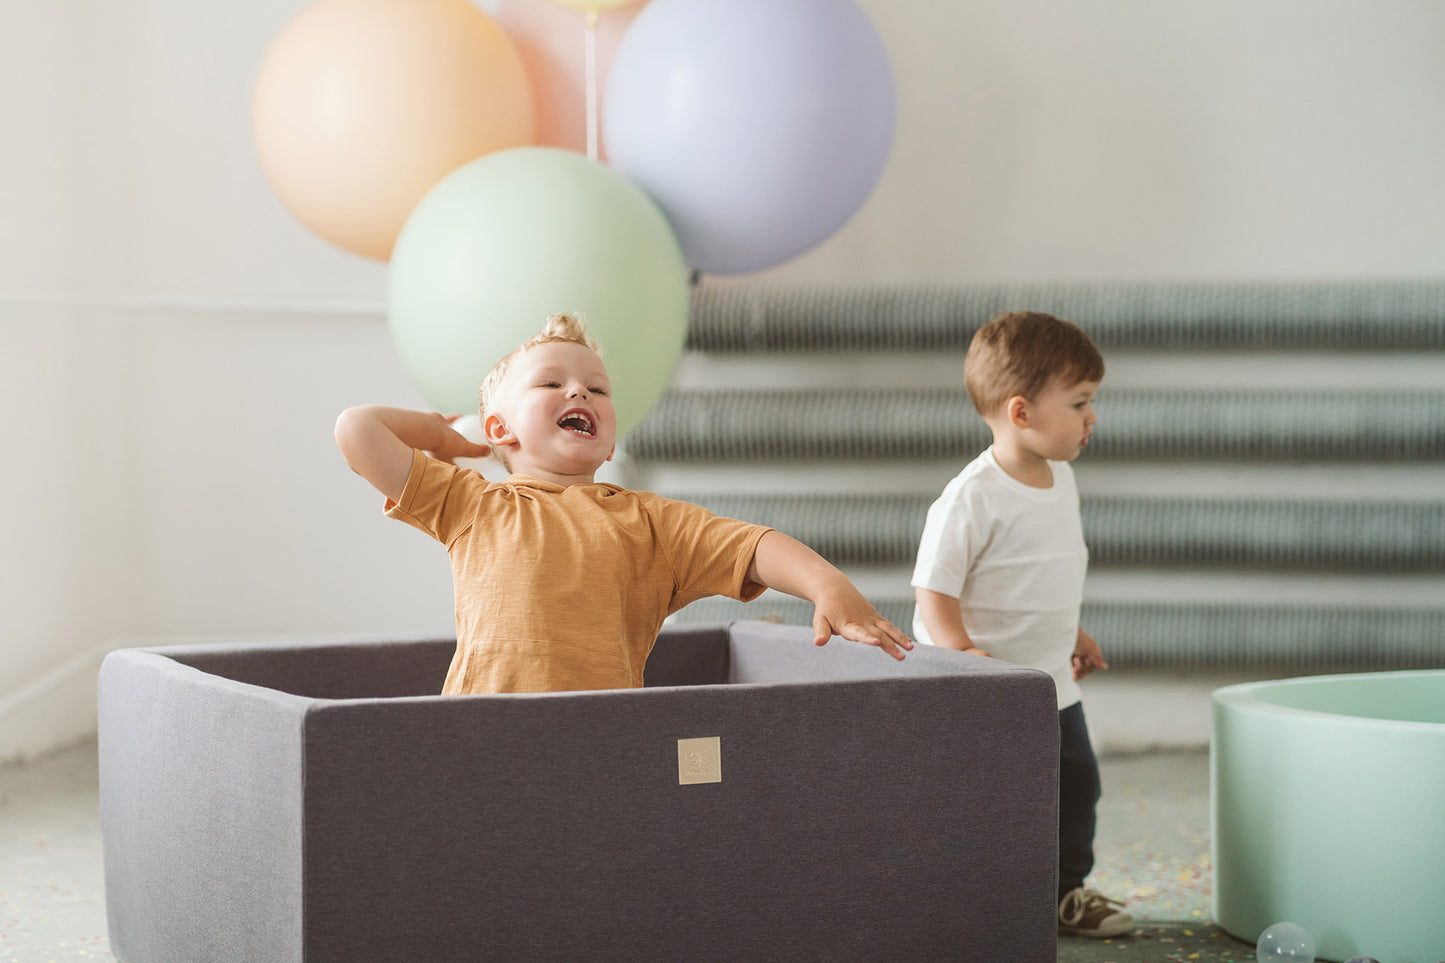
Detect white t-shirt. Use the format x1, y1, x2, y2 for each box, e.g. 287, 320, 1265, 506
911, 447, 1088, 709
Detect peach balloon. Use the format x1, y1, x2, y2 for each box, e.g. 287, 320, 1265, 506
253, 0, 535, 261
491, 0, 645, 157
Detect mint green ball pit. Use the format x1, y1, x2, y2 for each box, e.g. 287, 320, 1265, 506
1211, 670, 1445, 962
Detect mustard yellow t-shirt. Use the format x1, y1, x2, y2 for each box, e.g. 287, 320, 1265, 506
385, 451, 772, 694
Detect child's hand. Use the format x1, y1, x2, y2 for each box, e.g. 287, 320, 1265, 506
963, 646, 992, 658
426, 413, 491, 465
1072, 628, 1108, 680
811, 584, 914, 661
748, 531, 913, 661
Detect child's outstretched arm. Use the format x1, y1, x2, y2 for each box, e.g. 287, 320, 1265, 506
334, 405, 490, 502
914, 588, 992, 657
748, 531, 913, 660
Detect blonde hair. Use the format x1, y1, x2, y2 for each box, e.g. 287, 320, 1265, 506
964, 311, 1104, 417
477, 312, 602, 421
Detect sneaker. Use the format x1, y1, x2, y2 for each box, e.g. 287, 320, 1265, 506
1057, 887, 1135, 938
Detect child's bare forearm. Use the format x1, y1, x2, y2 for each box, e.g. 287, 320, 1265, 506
338, 406, 450, 451
748, 531, 851, 601
749, 532, 913, 659
335, 405, 485, 502
334, 406, 426, 501
914, 587, 990, 655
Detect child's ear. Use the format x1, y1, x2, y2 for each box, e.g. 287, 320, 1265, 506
1005, 395, 1030, 429
483, 412, 516, 448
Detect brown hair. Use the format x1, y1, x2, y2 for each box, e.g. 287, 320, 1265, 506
964, 311, 1104, 417
477, 312, 601, 421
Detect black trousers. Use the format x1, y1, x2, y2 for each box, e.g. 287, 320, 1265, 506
1058, 701, 1102, 898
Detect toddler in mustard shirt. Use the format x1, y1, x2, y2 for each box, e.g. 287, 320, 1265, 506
336, 312, 911, 694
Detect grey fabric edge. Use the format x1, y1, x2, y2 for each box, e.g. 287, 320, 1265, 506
98, 649, 309, 963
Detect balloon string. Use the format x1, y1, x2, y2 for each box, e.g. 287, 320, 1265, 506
585, 9, 599, 161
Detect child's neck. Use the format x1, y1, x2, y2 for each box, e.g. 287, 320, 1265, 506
505, 455, 600, 488
511, 467, 599, 487
989, 439, 1055, 489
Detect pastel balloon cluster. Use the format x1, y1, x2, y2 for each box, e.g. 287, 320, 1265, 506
253, 0, 895, 436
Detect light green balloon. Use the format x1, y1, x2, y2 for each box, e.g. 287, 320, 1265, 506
387, 147, 690, 438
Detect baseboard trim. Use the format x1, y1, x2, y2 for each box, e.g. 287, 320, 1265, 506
0, 643, 114, 764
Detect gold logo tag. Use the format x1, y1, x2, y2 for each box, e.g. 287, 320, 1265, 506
677, 736, 722, 785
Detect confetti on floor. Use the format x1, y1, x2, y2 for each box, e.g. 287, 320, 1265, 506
1060, 751, 1253, 963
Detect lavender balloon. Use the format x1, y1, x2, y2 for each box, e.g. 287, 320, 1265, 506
603, 0, 896, 274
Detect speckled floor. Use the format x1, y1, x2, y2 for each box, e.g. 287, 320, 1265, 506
1059, 749, 1259, 963
1, 741, 1251, 961
0, 741, 112, 960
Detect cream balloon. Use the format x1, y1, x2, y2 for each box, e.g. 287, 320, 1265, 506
544, 0, 642, 11
253, 0, 536, 261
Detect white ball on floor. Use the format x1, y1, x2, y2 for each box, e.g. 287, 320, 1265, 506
1256, 922, 1315, 961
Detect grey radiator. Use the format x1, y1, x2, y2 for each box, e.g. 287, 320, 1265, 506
631, 280, 1445, 671
659, 493, 1445, 571
688, 280, 1445, 351
668, 596, 1445, 672
630, 389, 1445, 462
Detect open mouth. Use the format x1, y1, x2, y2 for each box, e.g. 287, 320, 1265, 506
558, 410, 596, 437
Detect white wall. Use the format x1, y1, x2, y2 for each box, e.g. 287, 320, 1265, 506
3, 0, 1444, 759
796, 1, 1445, 283
0, 302, 462, 760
